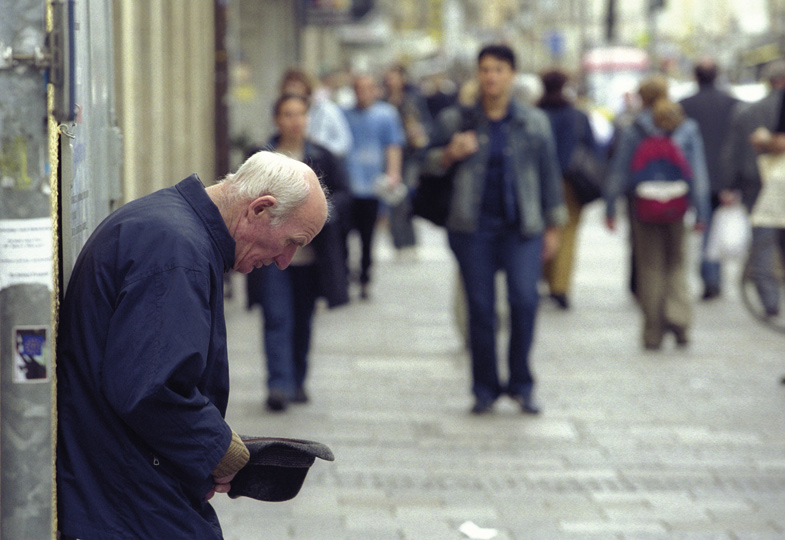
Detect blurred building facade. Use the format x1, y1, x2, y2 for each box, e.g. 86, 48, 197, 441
223, 0, 784, 157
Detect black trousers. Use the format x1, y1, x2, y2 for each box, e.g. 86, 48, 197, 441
346, 197, 379, 284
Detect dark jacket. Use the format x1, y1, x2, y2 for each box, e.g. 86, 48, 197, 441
57, 176, 234, 539
679, 85, 739, 194
539, 103, 600, 174
245, 141, 350, 308
723, 89, 783, 211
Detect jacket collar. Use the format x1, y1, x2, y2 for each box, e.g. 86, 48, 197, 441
470, 98, 529, 125
175, 174, 236, 272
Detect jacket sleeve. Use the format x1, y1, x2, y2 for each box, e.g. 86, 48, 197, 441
536, 115, 568, 227
683, 122, 712, 223
101, 265, 231, 482
604, 123, 640, 219
421, 106, 464, 177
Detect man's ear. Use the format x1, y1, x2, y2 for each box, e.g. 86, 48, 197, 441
249, 195, 277, 216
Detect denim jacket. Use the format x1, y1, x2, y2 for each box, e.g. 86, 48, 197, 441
425, 100, 567, 237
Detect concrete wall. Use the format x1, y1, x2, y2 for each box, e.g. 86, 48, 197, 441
0, 1, 54, 538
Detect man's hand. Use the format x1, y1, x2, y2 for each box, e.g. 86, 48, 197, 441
542, 227, 561, 262
719, 189, 739, 206
442, 131, 479, 168
750, 127, 785, 154
205, 472, 237, 501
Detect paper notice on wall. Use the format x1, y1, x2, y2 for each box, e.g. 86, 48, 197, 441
0, 218, 54, 291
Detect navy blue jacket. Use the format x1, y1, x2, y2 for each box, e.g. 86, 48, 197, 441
57, 175, 235, 539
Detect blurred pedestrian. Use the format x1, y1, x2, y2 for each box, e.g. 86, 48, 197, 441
425, 44, 566, 415
57, 151, 328, 539
679, 57, 739, 300
383, 63, 433, 256
342, 73, 405, 299
421, 71, 459, 119
723, 59, 785, 319
280, 68, 353, 159
608, 89, 644, 296
537, 68, 603, 310
605, 75, 711, 350
245, 94, 351, 411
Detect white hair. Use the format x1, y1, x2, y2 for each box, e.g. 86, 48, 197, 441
219, 151, 314, 226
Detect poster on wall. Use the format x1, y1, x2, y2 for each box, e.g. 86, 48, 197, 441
13, 326, 50, 383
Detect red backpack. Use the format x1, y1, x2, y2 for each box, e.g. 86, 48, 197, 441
629, 123, 693, 224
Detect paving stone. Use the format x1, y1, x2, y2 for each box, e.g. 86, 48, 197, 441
214, 209, 785, 538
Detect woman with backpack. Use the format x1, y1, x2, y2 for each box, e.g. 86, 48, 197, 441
604, 75, 711, 350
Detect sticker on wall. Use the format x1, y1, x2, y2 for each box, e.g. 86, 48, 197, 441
13, 326, 50, 383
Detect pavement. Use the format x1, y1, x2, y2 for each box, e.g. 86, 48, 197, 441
212, 204, 785, 540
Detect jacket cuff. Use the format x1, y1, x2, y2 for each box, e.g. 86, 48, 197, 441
211, 430, 250, 478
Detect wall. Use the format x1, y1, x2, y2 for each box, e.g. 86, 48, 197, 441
227, 0, 298, 163
113, 0, 216, 200
0, 1, 54, 538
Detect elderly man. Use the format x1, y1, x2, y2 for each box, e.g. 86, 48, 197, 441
57, 151, 328, 539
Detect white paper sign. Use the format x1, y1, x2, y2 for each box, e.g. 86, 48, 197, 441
0, 218, 54, 291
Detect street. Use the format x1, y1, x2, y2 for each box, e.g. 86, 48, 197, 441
213, 203, 785, 540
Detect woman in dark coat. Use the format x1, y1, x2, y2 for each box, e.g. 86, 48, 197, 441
246, 93, 351, 411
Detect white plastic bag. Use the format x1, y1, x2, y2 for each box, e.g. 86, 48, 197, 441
705, 203, 751, 261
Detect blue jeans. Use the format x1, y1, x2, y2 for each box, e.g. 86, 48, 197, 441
448, 215, 543, 402
700, 195, 721, 291
257, 264, 319, 396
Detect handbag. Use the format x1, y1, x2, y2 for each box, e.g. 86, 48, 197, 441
633, 180, 690, 224
563, 110, 606, 205
411, 107, 476, 227
564, 143, 605, 204
411, 169, 455, 226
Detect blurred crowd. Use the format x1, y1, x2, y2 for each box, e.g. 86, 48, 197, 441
240, 46, 785, 415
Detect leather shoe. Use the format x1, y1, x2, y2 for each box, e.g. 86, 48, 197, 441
701, 285, 720, 300
549, 293, 570, 310
266, 390, 289, 412
292, 387, 309, 404
470, 398, 495, 415
665, 324, 689, 346
510, 393, 541, 415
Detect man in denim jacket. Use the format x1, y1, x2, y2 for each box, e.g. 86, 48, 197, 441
424, 44, 566, 415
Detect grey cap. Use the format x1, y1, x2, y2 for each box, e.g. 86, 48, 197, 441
228, 436, 335, 502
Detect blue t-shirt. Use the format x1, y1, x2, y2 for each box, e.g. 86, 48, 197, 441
343, 101, 405, 198
481, 112, 518, 224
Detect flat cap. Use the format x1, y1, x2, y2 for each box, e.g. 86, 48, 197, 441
228, 436, 334, 502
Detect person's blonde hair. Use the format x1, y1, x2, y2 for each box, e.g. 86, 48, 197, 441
652, 98, 685, 133
638, 75, 668, 107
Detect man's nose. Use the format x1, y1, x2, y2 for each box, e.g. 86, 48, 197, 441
274, 245, 298, 270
